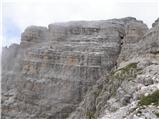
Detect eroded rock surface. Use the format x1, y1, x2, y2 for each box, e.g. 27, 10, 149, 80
69, 18, 159, 119
1, 17, 159, 119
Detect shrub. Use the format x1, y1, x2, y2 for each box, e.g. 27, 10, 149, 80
110, 62, 140, 81
155, 112, 159, 117
86, 111, 95, 119
138, 90, 159, 106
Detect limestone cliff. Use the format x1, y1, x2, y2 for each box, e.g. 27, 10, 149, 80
1, 17, 159, 119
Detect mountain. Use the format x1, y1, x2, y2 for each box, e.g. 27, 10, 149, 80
1, 17, 159, 119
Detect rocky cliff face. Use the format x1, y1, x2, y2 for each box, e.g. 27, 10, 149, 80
1, 17, 159, 119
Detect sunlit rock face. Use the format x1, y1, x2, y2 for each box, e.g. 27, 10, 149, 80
2, 17, 157, 119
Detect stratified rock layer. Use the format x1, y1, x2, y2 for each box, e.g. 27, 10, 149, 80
1, 17, 159, 119
69, 18, 159, 119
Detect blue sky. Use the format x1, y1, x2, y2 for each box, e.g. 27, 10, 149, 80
2, 0, 159, 47
3, 17, 21, 45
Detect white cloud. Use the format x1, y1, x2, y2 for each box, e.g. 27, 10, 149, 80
3, 0, 158, 29
2, 0, 159, 46
2, 0, 115, 31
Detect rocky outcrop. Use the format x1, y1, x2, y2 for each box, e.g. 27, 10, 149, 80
117, 18, 158, 64
1, 17, 159, 119
20, 26, 49, 47
69, 18, 159, 119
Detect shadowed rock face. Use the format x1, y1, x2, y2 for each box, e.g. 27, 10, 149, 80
2, 17, 157, 119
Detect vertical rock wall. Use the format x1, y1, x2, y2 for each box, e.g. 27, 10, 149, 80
2, 17, 157, 119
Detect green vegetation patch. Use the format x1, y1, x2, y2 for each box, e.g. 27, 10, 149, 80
93, 89, 102, 97
138, 90, 159, 106
109, 62, 141, 81
155, 112, 159, 117
86, 111, 96, 119
119, 62, 138, 71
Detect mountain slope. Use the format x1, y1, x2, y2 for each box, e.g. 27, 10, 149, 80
1, 17, 159, 119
